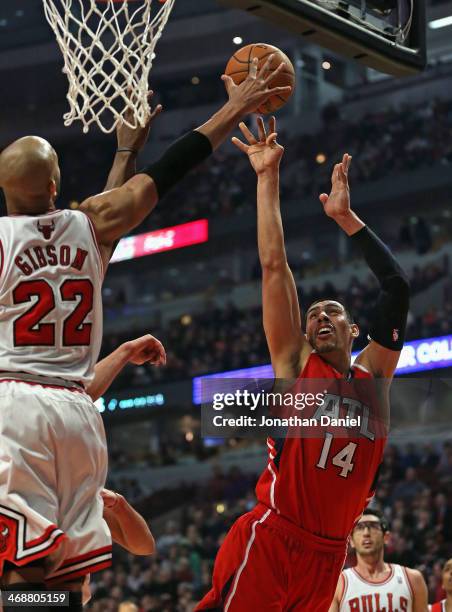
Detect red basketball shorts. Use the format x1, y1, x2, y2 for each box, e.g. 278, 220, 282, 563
196, 504, 347, 612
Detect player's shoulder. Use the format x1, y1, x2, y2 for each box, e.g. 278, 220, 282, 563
403, 566, 423, 579
402, 566, 427, 592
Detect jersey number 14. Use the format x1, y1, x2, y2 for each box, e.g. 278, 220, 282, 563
316, 432, 357, 478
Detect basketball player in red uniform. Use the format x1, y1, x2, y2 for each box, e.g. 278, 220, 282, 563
430, 559, 452, 612
0, 61, 289, 611
197, 117, 410, 611
329, 508, 428, 611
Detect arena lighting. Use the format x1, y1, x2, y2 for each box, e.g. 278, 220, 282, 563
192, 334, 452, 404
110, 219, 208, 263
95, 393, 165, 413
429, 15, 452, 29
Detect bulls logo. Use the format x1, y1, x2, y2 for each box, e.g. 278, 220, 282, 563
0, 522, 10, 553
37, 220, 55, 240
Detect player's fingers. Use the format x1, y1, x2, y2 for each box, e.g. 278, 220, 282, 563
257, 53, 275, 80
257, 116, 266, 142
266, 132, 278, 146
221, 74, 235, 93
262, 61, 285, 85
249, 57, 259, 79
266, 85, 292, 96
338, 161, 348, 184
345, 153, 352, 172
319, 193, 328, 205
270, 115, 276, 135
238, 121, 258, 144
157, 344, 167, 364
332, 163, 341, 182
231, 136, 249, 154
150, 104, 163, 120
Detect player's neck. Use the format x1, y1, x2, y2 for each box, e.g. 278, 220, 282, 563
446, 594, 452, 610
318, 350, 351, 377
6, 192, 56, 216
7, 200, 56, 216
356, 554, 388, 580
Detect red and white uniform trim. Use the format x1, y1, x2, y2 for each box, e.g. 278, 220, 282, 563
46, 546, 113, 585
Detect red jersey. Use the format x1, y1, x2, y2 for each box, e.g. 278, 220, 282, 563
255, 352, 387, 540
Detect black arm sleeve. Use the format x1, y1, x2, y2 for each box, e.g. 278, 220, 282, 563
350, 226, 410, 351
140, 130, 213, 199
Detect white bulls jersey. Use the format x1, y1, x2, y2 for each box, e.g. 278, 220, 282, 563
0, 210, 103, 384
340, 564, 413, 612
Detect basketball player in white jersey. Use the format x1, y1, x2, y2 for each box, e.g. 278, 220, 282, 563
329, 509, 428, 612
430, 559, 452, 612
0, 57, 290, 611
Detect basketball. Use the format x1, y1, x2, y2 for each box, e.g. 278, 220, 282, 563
225, 43, 295, 114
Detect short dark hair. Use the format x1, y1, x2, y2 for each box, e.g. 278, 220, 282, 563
306, 299, 355, 324
359, 507, 389, 533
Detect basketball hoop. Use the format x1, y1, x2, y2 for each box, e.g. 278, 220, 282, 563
42, 0, 176, 133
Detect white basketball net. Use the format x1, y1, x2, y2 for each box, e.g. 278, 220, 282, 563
42, 0, 176, 133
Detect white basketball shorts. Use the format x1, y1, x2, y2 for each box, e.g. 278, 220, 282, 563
0, 380, 112, 585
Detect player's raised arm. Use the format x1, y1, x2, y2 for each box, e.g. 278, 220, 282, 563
101, 488, 155, 555
85, 334, 166, 402
103, 90, 163, 192
232, 117, 310, 378
79, 56, 292, 254
319, 154, 410, 379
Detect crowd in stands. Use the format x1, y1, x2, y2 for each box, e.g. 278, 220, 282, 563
145, 94, 451, 231
3, 94, 448, 230
87, 440, 452, 610
101, 254, 450, 391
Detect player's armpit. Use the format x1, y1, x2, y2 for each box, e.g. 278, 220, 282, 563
354, 340, 401, 380
262, 262, 310, 378
406, 568, 429, 612
79, 173, 158, 248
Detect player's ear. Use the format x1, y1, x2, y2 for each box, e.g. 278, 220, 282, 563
383, 530, 391, 546
350, 323, 359, 339
49, 179, 58, 199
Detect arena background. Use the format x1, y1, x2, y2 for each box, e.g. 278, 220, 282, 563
0, 0, 451, 609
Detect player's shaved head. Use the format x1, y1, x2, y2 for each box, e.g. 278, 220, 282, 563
0, 136, 60, 215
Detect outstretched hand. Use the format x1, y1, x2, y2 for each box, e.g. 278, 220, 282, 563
232, 116, 284, 175
117, 90, 163, 153
319, 153, 352, 219
222, 55, 292, 117
123, 334, 166, 366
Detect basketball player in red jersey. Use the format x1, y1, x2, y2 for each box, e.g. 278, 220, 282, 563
197, 117, 410, 611
329, 509, 428, 612
0, 61, 290, 611
430, 559, 452, 612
